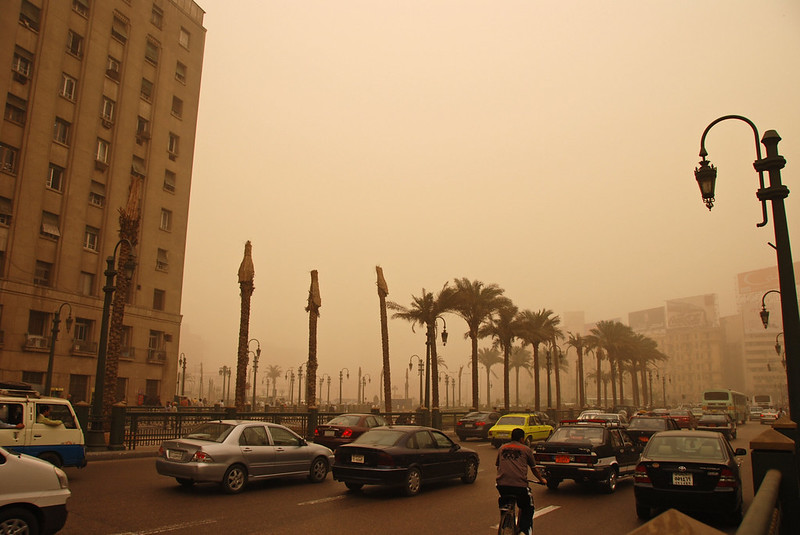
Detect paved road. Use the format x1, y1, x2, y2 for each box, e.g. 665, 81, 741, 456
60, 424, 762, 534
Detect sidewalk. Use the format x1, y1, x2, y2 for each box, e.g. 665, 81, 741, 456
86, 445, 160, 461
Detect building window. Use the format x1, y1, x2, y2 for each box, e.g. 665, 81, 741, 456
40, 212, 61, 239
34, 260, 52, 285
111, 15, 128, 44
164, 170, 176, 193
120, 326, 133, 360
148, 330, 165, 359
168, 133, 179, 160
101, 97, 115, 125
83, 226, 99, 251
95, 138, 109, 164
115, 377, 128, 402
22, 371, 44, 386
131, 156, 146, 178
145, 39, 159, 65
73, 317, 92, 342
68, 375, 89, 403
47, 164, 65, 192
160, 209, 172, 231
60, 73, 77, 100
66, 30, 84, 58
141, 78, 153, 101
156, 249, 168, 272
19, 1, 41, 32
89, 180, 105, 206
53, 118, 71, 145
153, 289, 166, 310
175, 62, 186, 84
151, 5, 163, 28
4, 93, 26, 124
72, 0, 89, 17
145, 378, 160, 402
106, 56, 120, 82
79, 271, 94, 295
179, 28, 190, 49
12, 47, 33, 82
136, 116, 150, 144
171, 96, 183, 118
0, 197, 12, 226
27, 310, 48, 337
0, 143, 18, 174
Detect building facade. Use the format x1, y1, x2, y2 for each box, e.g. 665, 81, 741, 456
0, 0, 205, 405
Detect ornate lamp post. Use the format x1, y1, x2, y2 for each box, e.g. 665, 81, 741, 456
338, 368, 350, 407
248, 339, 261, 409
86, 239, 136, 450
178, 353, 187, 396
285, 369, 295, 405
45, 303, 73, 396
760, 289, 782, 329
408, 355, 423, 408
361, 374, 372, 405
297, 364, 304, 406
218, 366, 232, 404
438, 373, 450, 408
695, 115, 800, 429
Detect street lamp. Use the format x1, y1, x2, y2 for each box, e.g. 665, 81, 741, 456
424, 316, 448, 410
86, 238, 136, 450
178, 353, 187, 396
760, 289, 782, 329
361, 374, 372, 405
338, 368, 349, 407
285, 368, 295, 405
45, 303, 73, 396
438, 373, 450, 408
408, 354, 423, 408
248, 339, 261, 409
219, 366, 232, 404
297, 364, 304, 406
695, 115, 800, 428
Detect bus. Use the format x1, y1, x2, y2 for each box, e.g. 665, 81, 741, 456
702, 389, 749, 424
753, 394, 773, 409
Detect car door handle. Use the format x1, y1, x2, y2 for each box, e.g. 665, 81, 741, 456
275, 447, 285, 452
242, 447, 253, 452
34, 434, 42, 438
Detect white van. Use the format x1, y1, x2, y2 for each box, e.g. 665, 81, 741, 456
0, 386, 86, 468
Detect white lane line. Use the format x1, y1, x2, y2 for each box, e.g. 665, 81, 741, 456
110, 519, 217, 535
298, 495, 346, 506
489, 505, 560, 530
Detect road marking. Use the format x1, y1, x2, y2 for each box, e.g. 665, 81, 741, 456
110, 519, 217, 535
489, 505, 560, 530
298, 495, 346, 506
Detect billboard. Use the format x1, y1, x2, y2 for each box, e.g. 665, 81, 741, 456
629, 307, 666, 332
666, 295, 719, 329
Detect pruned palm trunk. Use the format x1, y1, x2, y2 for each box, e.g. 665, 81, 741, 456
429, 323, 440, 409
235, 242, 255, 411
609, 355, 618, 408
533, 344, 541, 411
306, 270, 321, 409
577, 346, 585, 407
486, 367, 492, 409
596, 349, 603, 407
376, 267, 391, 414
470, 335, 479, 411
553, 339, 561, 409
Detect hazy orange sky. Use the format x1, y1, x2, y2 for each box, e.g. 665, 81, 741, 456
177, 1, 800, 403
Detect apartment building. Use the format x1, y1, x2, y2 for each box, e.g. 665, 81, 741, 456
0, 0, 205, 405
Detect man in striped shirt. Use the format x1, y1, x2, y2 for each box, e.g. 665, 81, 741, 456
496, 427, 547, 535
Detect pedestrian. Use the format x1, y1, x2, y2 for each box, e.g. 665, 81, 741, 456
496, 428, 547, 535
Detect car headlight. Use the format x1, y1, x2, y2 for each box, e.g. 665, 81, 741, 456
54, 467, 69, 489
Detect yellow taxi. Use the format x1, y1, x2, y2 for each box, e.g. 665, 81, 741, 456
487, 413, 554, 448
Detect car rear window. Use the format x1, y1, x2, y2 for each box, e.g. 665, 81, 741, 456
550, 427, 604, 444
327, 415, 362, 426
700, 415, 728, 423
184, 422, 234, 442
647, 436, 726, 461
497, 416, 526, 426
352, 429, 405, 446
629, 418, 664, 430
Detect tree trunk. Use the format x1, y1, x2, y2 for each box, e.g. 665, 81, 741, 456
553, 339, 562, 409
596, 349, 603, 408
503, 345, 510, 411
235, 242, 255, 411
470, 333, 479, 411
376, 267, 391, 414
486, 366, 491, 409
609, 354, 618, 409
577, 346, 585, 408
533, 344, 541, 411
305, 270, 321, 409
429, 323, 440, 410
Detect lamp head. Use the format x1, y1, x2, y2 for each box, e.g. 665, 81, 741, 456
123, 255, 137, 279
760, 306, 770, 329
65, 314, 73, 333
694, 157, 717, 210
441, 328, 448, 346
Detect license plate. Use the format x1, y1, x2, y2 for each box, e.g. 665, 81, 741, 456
497, 432, 509, 438
638, 436, 649, 442
168, 450, 182, 460
673, 473, 693, 486
555, 455, 570, 463
464, 424, 474, 428
351, 454, 364, 464
324, 430, 335, 437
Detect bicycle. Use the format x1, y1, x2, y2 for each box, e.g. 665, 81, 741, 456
497, 480, 544, 535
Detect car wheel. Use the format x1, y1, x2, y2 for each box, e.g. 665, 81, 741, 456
0, 508, 39, 535
636, 503, 651, 520
524, 436, 533, 447
402, 467, 422, 496
39, 451, 63, 468
345, 482, 363, 491
176, 478, 194, 487
221, 464, 247, 494
602, 468, 618, 494
546, 478, 560, 490
308, 456, 328, 483
461, 457, 478, 484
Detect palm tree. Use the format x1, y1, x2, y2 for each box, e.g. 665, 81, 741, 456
543, 315, 564, 409
509, 345, 532, 407
305, 270, 321, 409
587, 368, 612, 407
590, 320, 635, 409
477, 347, 503, 409
450, 278, 506, 411
478, 300, 519, 411
376, 267, 391, 413
235, 241, 256, 411
264, 364, 282, 400
388, 285, 456, 414
565, 332, 587, 408
583, 334, 604, 408
516, 309, 553, 411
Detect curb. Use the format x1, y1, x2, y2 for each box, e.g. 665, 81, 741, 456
86, 446, 160, 461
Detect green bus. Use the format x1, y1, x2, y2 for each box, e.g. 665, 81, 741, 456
702, 389, 748, 424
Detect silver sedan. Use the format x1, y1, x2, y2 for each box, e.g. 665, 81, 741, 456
156, 420, 334, 493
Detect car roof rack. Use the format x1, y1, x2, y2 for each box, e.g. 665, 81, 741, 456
0, 387, 42, 399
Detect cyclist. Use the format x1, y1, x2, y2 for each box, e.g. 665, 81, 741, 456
496, 427, 547, 535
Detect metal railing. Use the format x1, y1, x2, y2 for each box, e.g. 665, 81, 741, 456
736, 469, 782, 535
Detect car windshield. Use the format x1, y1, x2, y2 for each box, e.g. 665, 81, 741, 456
326, 415, 362, 426
352, 429, 405, 446
184, 422, 235, 442
629, 418, 664, 430
647, 436, 726, 461
497, 416, 526, 426
700, 415, 728, 423
550, 427, 604, 444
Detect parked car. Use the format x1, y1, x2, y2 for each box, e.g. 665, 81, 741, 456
634, 430, 746, 523
626, 416, 681, 449
533, 420, 639, 493
332, 426, 479, 496
487, 413, 553, 448
156, 420, 334, 493
0, 446, 70, 534
455, 411, 500, 441
696, 413, 737, 440
760, 409, 779, 425
666, 409, 698, 430
313, 413, 387, 450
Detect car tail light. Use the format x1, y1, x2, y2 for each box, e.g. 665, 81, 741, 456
716, 468, 738, 488
456, 421, 463, 427
573, 455, 596, 465
342, 428, 353, 438
535, 453, 553, 462
158, 445, 165, 457
190, 450, 214, 463
476, 421, 486, 426
634, 464, 651, 484
314, 428, 320, 436
376, 452, 395, 467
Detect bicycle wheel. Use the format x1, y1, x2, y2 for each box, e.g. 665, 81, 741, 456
498, 505, 517, 535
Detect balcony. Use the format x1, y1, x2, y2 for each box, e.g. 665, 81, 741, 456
119, 346, 135, 361
71, 340, 97, 356
23, 334, 50, 352
147, 349, 166, 364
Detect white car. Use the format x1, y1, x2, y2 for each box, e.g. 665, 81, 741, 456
0, 446, 70, 534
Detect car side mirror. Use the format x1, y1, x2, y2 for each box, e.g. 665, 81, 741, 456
450, 444, 461, 452
734, 448, 747, 456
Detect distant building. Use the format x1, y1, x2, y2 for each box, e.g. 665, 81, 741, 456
0, 1, 206, 404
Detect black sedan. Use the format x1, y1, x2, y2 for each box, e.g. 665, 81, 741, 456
626, 416, 680, 450
634, 430, 746, 523
313, 413, 387, 451
455, 411, 500, 441
332, 426, 479, 496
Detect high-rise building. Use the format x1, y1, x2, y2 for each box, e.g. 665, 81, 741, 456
0, 0, 205, 405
